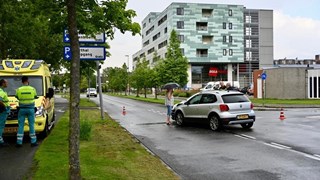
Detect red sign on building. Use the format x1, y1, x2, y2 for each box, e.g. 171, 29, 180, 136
209, 67, 218, 77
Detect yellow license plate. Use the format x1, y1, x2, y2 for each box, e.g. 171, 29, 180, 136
4, 127, 18, 133
237, 114, 249, 119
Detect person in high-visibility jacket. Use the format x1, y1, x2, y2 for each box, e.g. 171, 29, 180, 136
0, 79, 10, 147
15, 76, 38, 147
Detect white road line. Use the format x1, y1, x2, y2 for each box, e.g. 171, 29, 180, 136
234, 135, 250, 140
304, 154, 320, 161
270, 142, 292, 149
314, 154, 320, 158
297, 124, 313, 128
264, 143, 284, 150
240, 134, 256, 140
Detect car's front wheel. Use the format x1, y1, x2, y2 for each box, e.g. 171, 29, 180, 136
241, 122, 253, 129
176, 111, 185, 126
209, 115, 222, 131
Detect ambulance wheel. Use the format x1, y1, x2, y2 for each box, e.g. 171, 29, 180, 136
39, 120, 49, 139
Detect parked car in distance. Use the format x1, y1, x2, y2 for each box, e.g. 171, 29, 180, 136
87, 88, 97, 97
171, 90, 255, 131
240, 86, 253, 96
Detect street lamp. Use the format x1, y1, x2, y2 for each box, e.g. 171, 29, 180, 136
125, 55, 130, 95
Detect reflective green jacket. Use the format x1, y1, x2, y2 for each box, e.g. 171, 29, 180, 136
16, 85, 38, 108
0, 88, 9, 107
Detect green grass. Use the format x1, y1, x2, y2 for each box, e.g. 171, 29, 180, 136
31, 99, 179, 179
250, 98, 320, 105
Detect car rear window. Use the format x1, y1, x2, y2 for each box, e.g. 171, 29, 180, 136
221, 94, 249, 103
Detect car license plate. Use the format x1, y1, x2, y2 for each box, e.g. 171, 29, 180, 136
4, 127, 18, 133
237, 114, 249, 119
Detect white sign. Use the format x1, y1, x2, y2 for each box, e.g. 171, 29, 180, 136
64, 46, 106, 61
63, 30, 105, 43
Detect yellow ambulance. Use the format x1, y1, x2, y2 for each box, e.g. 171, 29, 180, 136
0, 59, 55, 138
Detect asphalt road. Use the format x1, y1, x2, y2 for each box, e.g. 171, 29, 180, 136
0, 95, 68, 180
89, 94, 320, 180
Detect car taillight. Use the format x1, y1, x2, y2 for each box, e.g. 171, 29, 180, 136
251, 103, 254, 109
219, 104, 229, 112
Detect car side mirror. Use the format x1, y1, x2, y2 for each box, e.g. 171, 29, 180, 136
47, 88, 54, 98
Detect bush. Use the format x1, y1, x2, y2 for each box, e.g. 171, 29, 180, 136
80, 119, 92, 141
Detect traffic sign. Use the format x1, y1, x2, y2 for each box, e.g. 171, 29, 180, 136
63, 30, 105, 44
64, 46, 106, 60
261, 72, 267, 80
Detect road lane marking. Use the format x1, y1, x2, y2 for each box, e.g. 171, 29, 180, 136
240, 134, 256, 140
264, 143, 285, 150
234, 135, 250, 140
314, 154, 320, 158
304, 154, 320, 161
297, 124, 313, 128
270, 142, 292, 149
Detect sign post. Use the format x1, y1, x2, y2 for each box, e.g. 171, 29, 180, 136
261, 72, 267, 106
63, 30, 106, 120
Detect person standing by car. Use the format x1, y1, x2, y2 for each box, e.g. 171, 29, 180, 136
15, 76, 38, 147
0, 79, 10, 147
165, 88, 174, 125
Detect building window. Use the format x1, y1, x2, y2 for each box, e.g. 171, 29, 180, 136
177, 21, 184, 29
177, 8, 184, 15
158, 40, 167, 49
196, 22, 208, 31
223, 36, 226, 43
228, 9, 232, 16
202, 9, 213, 17
223, 49, 227, 56
180, 48, 185, 56
229, 23, 232, 29
158, 15, 167, 26
202, 35, 213, 44
143, 40, 149, 47
143, 23, 146, 28
178, 35, 184, 42
153, 32, 160, 41
229, 49, 233, 56
229, 36, 232, 43
245, 27, 252, 35
164, 27, 167, 34
223, 22, 226, 29
196, 49, 208, 57
147, 47, 155, 54
246, 39, 252, 48
246, 51, 252, 60
245, 15, 251, 23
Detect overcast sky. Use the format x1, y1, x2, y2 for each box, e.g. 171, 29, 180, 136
102, 0, 320, 70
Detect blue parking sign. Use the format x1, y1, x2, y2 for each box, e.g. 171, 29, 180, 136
261, 72, 267, 80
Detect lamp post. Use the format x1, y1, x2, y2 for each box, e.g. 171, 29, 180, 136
125, 55, 130, 95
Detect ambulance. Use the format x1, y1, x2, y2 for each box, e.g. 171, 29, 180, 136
0, 59, 56, 138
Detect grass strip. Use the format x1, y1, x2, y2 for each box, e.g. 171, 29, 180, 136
31, 99, 179, 179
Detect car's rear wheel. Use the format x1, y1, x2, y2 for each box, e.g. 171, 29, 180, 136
176, 111, 185, 126
209, 115, 222, 131
241, 122, 253, 129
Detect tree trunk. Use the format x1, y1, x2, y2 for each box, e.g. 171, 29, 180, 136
144, 87, 147, 98
66, 0, 81, 179
155, 86, 158, 99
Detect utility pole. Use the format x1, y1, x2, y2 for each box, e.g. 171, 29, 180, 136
96, 61, 104, 120
125, 55, 130, 95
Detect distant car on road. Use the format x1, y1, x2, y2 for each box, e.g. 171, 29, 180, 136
87, 88, 97, 97
171, 90, 255, 131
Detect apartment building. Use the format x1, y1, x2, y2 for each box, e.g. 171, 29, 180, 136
132, 2, 273, 89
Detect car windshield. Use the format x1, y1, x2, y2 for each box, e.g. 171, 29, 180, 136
2, 76, 43, 96
222, 94, 249, 103
88, 88, 96, 91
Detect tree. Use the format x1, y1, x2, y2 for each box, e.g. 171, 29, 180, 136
130, 58, 152, 97
65, 0, 140, 179
156, 30, 189, 88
